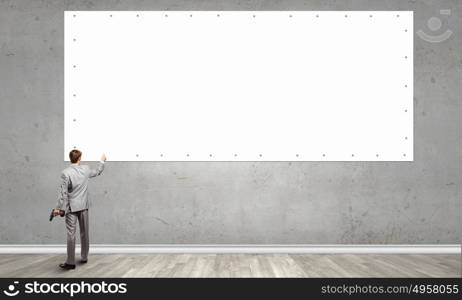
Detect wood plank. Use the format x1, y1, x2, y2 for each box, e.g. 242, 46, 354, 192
0, 254, 459, 278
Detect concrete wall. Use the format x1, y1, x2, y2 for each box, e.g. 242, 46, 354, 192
0, 0, 461, 244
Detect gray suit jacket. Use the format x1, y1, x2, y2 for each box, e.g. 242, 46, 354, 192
56, 162, 105, 212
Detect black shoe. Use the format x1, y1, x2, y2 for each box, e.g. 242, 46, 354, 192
79, 259, 88, 264
59, 263, 75, 270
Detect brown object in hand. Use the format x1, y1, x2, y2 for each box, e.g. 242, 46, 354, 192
49, 209, 65, 221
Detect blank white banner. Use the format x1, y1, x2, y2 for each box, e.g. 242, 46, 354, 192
64, 11, 413, 161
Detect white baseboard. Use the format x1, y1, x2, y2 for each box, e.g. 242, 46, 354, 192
0, 244, 459, 254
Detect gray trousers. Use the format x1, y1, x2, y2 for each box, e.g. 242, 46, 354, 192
65, 209, 89, 265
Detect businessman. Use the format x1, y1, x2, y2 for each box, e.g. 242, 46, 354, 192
53, 149, 106, 270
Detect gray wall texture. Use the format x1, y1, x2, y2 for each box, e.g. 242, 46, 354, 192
0, 0, 461, 244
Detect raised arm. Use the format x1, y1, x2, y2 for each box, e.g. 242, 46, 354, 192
89, 154, 106, 178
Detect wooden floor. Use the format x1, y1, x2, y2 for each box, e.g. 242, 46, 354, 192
0, 254, 459, 278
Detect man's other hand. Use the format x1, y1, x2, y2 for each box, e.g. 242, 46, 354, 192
100, 154, 107, 162
53, 209, 62, 216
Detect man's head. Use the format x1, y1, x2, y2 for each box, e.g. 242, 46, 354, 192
69, 149, 82, 164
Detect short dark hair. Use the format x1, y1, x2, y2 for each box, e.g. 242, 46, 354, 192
69, 149, 82, 163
